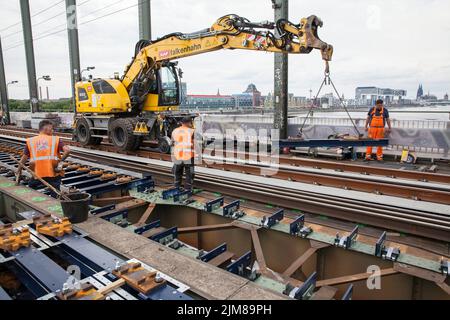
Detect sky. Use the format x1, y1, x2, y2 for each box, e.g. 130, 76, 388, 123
0, 0, 449, 100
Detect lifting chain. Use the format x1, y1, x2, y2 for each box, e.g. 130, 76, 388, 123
299, 61, 362, 138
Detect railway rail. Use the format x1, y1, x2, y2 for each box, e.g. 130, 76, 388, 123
1, 127, 450, 205
0, 134, 449, 242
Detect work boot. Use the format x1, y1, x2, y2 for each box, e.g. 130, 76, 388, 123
364, 156, 372, 162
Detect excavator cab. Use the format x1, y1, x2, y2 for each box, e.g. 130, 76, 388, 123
141, 63, 181, 113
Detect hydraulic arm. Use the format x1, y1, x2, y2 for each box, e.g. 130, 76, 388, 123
123, 14, 333, 113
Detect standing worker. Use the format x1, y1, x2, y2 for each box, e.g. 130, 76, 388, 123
171, 117, 195, 192
16, 120, 70, 191
365, 99, 392, 161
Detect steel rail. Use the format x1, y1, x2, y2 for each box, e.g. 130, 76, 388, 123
68, 150, 450, 242
0, 127, 448, 184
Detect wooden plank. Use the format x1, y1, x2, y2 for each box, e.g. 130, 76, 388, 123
208, 251, 235, 267
316, 268, 398, 287
97, 278, 126, 296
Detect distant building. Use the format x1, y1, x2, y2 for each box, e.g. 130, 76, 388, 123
444, 93, 448, 101
421, 93, 438, 101
181, 84, 263, 109
182, 91, 235, 109
417, 84, 424, 100
355, 86, 407, 105
243, 83, 262, 107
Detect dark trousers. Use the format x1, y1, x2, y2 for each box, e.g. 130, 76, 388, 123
28, 177, 61, 198
173, 160, 195, 191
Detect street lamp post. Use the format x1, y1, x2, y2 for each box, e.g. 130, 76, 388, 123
6, 81, 19, 98
37, 75, 51, 102
81, 66, 95, 80
2, 81, 18, 125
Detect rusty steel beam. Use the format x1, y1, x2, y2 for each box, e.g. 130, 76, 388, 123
178, 222, 238, 234
316, 268, 398, 287
250, 227, 267, 270
283, 241, 330, 277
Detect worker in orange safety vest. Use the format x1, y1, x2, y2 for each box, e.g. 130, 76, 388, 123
16, 120, 70, 193
171, 117, 195, 191
365, 99, 392, 161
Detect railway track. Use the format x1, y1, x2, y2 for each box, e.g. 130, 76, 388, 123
68, 149, 450, 243
1, 127, 449, 204
0, 134, 449, 242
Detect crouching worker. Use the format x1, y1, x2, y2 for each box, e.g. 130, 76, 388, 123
171, 117, 195, 192
16, 120, 70, 194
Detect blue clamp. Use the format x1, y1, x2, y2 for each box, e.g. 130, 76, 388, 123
174, 190, 192, 203
101, 209, 129, 226
223, 200, 244, 219
134, 220, 161, 235
289, 214, 312, 238
162, 188, 181, 200
135, 177, 155, 193
150, 227, 178, 246
226, 251, 251, 276
440, 258, 449, 276
198, 243, 227, 262
205, 197, 224, 212
334, 226, 358, 250
90, 204, 116, 215
261, 209, 284, 229
342, 284, 354, 300
375, 231, 400, 261
284, 272, 317, 300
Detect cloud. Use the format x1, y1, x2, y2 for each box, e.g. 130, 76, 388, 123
1, 0, 449, 100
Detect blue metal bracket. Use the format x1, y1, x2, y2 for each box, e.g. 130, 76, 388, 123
226, 251, 251, 276
90, 204, 116, 216
440, 258, 449, 276
375, 231, 400, 261
289, 214, 312, 238
334, 226, 359, 250
136, 178, 155, 193
342, 284, 354, 300
174, 190, 192, 203
162, 188, 180, 200
198, 243, 227, 262
205, 197, 224, 212
134, 220, 161, 235
223, 200, 245, 219
150, 227, 178, 245
261, 209, 284, 229
101, 209, 129, 224
284, 271, 317, 300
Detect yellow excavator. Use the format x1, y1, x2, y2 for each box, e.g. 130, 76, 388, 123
73, 14, 333, 152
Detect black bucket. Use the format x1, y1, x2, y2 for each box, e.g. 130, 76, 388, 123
61, 192, 91, 223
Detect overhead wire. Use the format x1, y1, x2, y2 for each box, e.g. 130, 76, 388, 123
3, 0, 138, 52
1, 0, 93, 39
0, 0, 65, 33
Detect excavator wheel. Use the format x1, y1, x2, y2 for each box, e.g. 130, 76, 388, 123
158, 136, 172, 154
76, 118, 102, 146
109, 118, 138, 151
